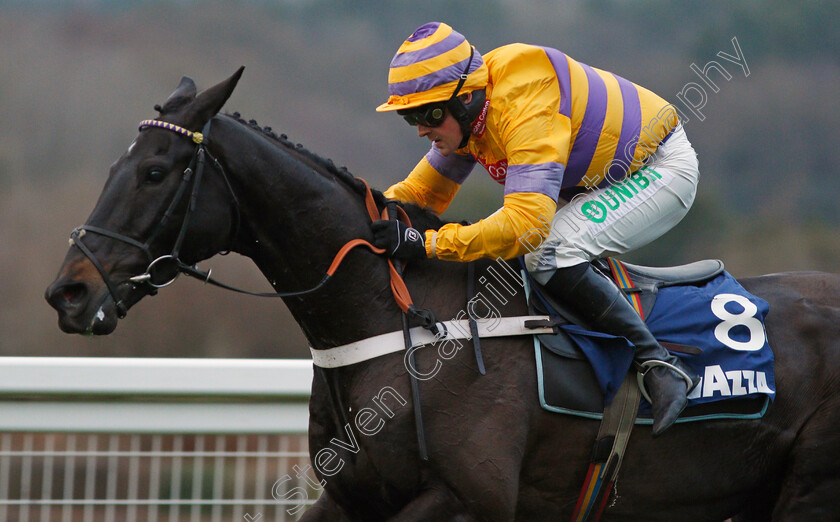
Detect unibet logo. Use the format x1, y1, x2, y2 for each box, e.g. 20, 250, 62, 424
580, 168, 663, 223
581, 200, 608, 223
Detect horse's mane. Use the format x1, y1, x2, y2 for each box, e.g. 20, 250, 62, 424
223, 112, 448, 232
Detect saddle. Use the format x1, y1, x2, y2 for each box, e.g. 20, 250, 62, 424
528, 258, 772, 424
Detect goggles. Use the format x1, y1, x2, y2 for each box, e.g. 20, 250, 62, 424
396, 46, 476, 128
398, 102, 448, 127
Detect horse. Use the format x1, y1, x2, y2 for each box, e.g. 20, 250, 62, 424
45, 68, 840, 521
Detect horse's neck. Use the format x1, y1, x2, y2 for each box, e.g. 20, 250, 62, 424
214, 118, 404, 349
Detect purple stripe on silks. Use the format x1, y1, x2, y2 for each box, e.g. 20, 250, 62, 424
503, 163, 566, 200
565, 63, 608, 179
389, 55, 484, 96
559, 186, 587, 202
540, 47, 572, 118
425, 147, 476, 184
407, 22, 441, 42
559, 165, 585, 188
606, 73, 642, 183
391, 32, 465, 68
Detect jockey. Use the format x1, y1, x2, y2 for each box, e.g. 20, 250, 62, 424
373, 22, 700, 436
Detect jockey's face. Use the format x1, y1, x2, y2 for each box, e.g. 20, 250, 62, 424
416, 109, 463, 156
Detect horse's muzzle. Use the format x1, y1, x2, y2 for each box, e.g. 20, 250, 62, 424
46, 277, 121, 335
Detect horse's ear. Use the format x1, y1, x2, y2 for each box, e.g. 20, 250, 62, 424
191, 66, 245, 127
160, 76, 198, 113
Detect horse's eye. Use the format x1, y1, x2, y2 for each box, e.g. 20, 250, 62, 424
145, 168, 167, 184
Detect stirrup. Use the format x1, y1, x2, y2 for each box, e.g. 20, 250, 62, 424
635, 360, 696, 404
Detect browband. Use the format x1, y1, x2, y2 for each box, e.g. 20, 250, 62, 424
139, 119, 205, 144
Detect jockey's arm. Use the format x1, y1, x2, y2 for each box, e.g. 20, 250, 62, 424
388, 54, 572, 262
424, 84, 571, 262
384, 158, 461, 216
385, 159, 559, 261
426, 191, 556, 261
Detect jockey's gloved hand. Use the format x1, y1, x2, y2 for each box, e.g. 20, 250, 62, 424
371, 220, 427, 261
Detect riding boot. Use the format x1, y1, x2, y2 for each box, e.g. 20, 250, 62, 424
543, 262, 700, 436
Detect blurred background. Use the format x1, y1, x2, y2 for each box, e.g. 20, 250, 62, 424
2, 0, 838, 359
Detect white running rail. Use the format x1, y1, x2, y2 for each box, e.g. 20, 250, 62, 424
0, 357, 318, 522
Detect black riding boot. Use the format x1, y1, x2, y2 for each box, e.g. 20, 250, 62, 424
543, 262, 700, 436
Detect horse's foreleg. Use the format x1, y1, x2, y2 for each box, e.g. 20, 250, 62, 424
386, 483, 476, 522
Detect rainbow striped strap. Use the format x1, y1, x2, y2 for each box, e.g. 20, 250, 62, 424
606, 258, 644, 319
570, 258, 643, 522
571, 460, 611, 522
570, 377, 641, 522
139, 119, 205, 144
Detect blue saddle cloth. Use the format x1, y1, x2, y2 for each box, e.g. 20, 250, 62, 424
534, 269, 775, 422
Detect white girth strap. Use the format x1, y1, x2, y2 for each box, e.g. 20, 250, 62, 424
310, 315, 556, 368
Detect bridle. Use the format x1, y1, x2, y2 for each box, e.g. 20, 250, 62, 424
69, 118, 238, 317
70, 115, 442, 462
69, 117, 430, 325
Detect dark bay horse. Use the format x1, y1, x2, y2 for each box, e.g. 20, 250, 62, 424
46, 69, 840, 520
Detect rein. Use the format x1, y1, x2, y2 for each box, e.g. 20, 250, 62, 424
178, 179, 424, 317
72, 115, 438, 463
69, 117, 429, 324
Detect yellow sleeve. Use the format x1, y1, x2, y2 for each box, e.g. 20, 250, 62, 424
425, 192, 557, 261
384, 157, 461, 216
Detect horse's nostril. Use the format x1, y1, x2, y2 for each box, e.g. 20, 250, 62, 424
62, 283, 87, 304
47, 281, 88, 310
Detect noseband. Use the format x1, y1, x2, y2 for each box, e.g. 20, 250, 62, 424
69, 118, 240, 317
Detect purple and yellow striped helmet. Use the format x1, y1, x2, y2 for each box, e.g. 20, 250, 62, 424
376, 22, 488, 112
